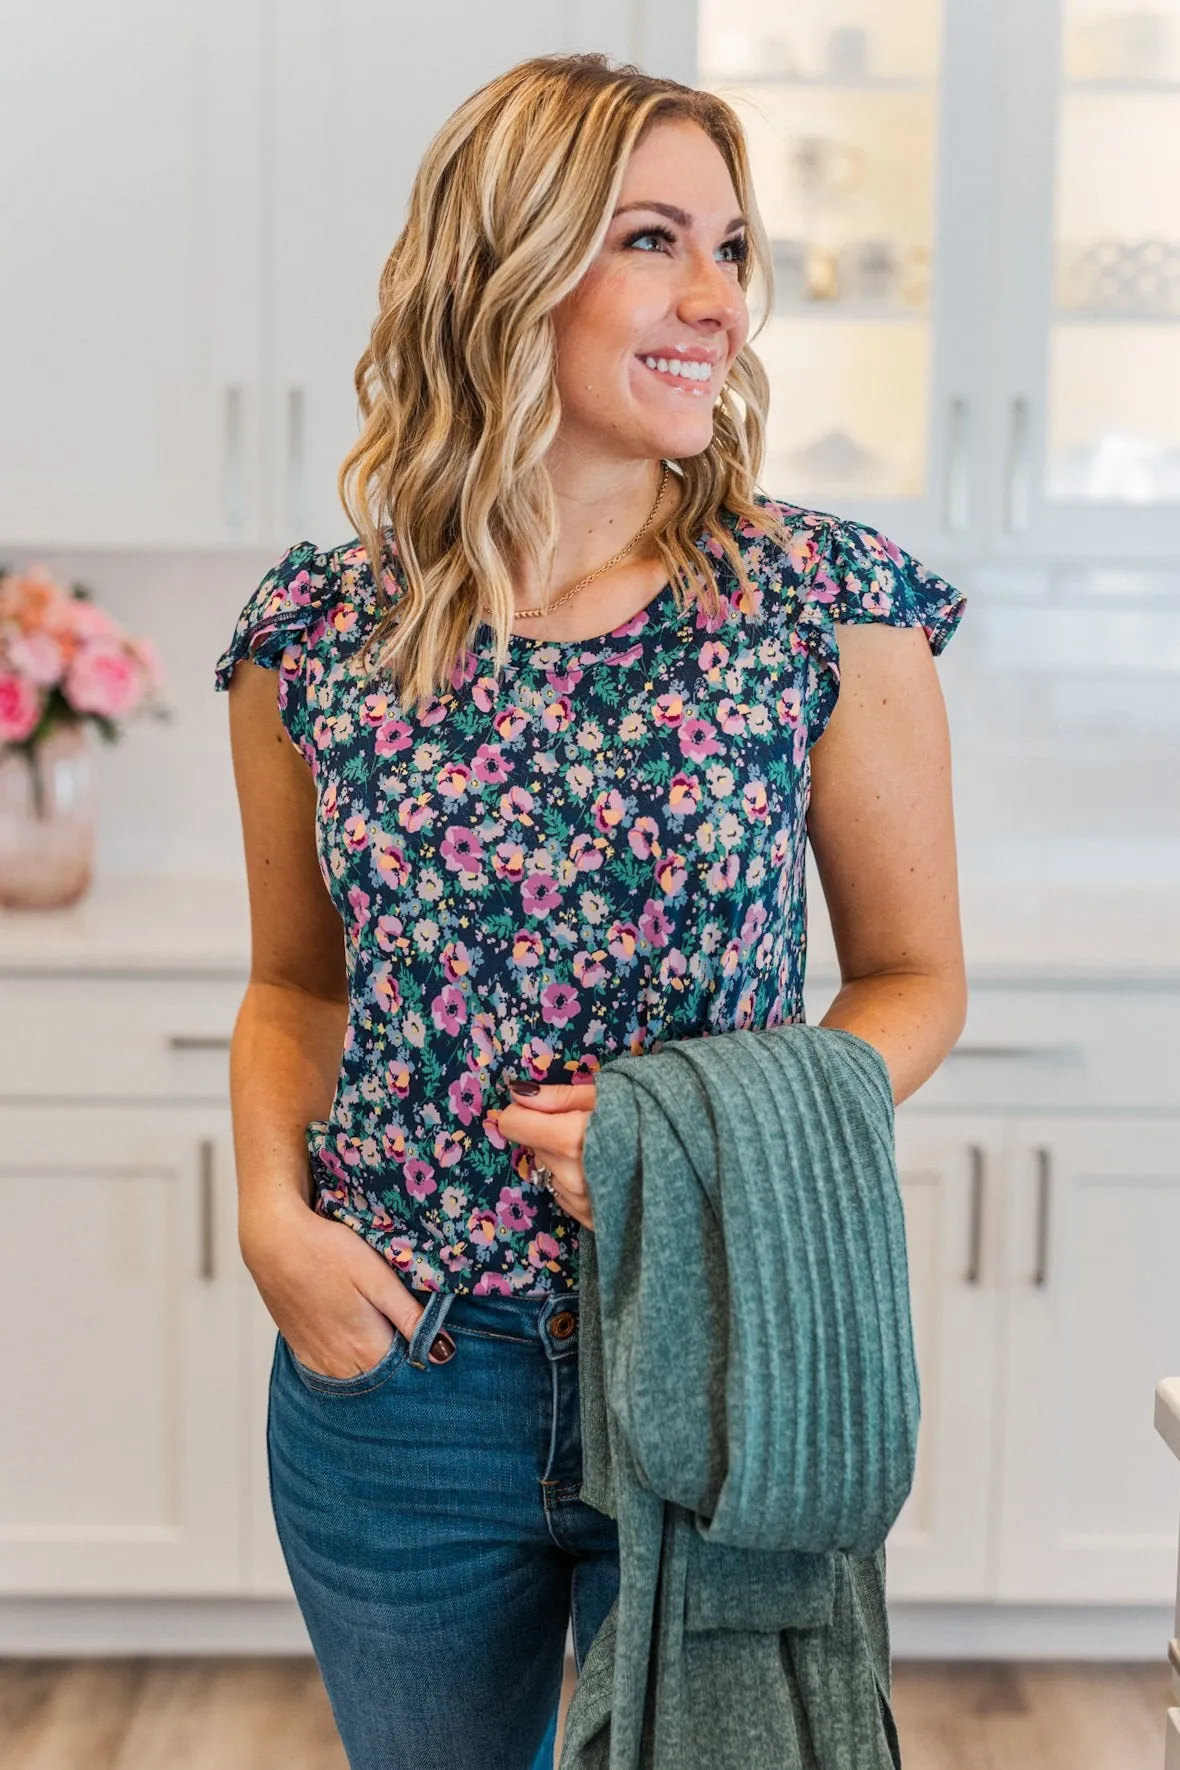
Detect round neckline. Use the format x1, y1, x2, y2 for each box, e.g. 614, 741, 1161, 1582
475, 574, 687, 659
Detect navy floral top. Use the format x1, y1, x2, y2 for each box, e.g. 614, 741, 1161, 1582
214, 495, 966, 1299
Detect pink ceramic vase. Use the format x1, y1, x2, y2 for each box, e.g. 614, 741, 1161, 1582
0, 720, 97, 909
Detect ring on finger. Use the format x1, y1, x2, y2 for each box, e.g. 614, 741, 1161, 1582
532, 1162, 556, 1189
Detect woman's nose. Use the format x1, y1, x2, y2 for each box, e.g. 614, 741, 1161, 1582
676, 252, 747, 335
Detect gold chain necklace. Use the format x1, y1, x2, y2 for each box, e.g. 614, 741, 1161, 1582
513, 461, 670, 621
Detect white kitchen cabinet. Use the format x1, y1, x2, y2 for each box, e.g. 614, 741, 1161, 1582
885, 1117, 1003, 1600
700, 0, 1180, 565
0, 0, 265, 548
0, 1103, 243, 1595
996, 1116, 1180, 1603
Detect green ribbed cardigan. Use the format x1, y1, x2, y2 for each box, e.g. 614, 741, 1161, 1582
559, 1024, 920, 1770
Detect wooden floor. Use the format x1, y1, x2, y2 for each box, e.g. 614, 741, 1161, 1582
0, 1655, 1171, 1768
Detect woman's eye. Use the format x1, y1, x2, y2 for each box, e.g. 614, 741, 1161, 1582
624, 227, 676, 253
719, 234, 748, 265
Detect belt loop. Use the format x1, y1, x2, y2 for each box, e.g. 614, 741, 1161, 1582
407, 1289, 457, 1370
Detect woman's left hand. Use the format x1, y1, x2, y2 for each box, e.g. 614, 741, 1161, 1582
499, 1079, 598, 1229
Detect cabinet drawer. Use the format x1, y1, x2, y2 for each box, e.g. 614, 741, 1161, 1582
805, 980, 1180, 1112
0, 976, 244, 1099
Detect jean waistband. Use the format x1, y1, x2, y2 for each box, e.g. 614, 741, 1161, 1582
408, 1288, 580, 1358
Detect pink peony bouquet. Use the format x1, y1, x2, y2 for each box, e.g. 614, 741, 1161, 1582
0, 563, 169, 749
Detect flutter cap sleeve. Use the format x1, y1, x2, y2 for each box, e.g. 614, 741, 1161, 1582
213, 540, 331, 751
800, 516, 968, 750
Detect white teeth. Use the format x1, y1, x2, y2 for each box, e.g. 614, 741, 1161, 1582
643, 355, 712, 383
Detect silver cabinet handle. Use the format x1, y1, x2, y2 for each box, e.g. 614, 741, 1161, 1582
1004, 395, 1033, 534
285, 385, 306, 534
198, 1138, 216, 1282
1032, 1146, 1052, 1287
222, 384, 247, 534
168, 1033, 232, 1052
944, 395, 972, 535
965, 1143, 985, 1285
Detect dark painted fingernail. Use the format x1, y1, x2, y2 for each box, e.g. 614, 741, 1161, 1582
510, 1079, 540, 1095
428, 1331, 457, 1365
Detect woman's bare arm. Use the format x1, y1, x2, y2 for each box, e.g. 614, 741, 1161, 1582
224, 658, 431, 1374
806, 622, 968, 1106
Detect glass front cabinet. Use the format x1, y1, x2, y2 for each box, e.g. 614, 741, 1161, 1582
697, 0, 1180, 569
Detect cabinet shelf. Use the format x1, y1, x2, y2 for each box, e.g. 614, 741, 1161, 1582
1054, 309, 1180, 326
705, 72, 932, 93
771, 302, 928, 324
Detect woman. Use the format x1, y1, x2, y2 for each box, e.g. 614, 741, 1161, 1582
215, 51, 967, 1770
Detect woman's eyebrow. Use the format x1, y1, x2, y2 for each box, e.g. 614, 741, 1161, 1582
613, 200, 747, 232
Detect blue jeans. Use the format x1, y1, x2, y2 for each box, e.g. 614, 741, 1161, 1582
266, 1286, 620, 1770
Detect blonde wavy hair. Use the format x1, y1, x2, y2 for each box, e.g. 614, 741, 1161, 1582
340, 51, 785, 713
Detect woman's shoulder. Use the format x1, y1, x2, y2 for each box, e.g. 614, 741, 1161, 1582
213, 534, 392, 691
728, 491, 967, 659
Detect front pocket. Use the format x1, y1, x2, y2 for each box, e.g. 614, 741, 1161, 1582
284, 1330, 408, 1397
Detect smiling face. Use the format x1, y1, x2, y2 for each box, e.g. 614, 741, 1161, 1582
551, 118, 751, 469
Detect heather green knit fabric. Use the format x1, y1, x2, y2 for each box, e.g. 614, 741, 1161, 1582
559, 1024, 919, 1770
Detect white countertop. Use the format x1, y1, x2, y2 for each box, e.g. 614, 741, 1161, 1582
1, 872, 1179, 985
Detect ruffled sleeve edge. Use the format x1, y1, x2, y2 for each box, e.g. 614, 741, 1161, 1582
798, 515, 968, 750
212, 539, 333, 692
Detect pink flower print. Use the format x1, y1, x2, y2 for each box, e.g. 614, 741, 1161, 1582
438, 762, 471, 800
511, 929, 543, 968
490, 706, 528, 743
653, 852, 688, 896
381, 1122, 408, 1162
8, 631, 64, 687
862, 579, 892, 616
706, 853, 741, 894
572, 949, 607, 988
652, 691, 686, 729
388, 1239, 416, 1273
0, 670, 42, 741
440, 940, 473, 982
742, 781, 770, 823
717, 697, 748, 737
320, 780, 339, 819
809, 565, 840, 607
591, 788, 627, 836
440, 1185, 468, 1219
469, 1012, 498, 1061
499, 784, 537, 824
448, 646, 479, 693
638, 900, 673, 948
776, 686, 803, 729
404, 1161, 437, 1201
540, 981, 581, 1028
347, 885, 372, 933
546, 664, 585, 694
397, 796, 432, 834
521, 872, 562, 916
329, 603, 358, 638
699, 638, 730, 673
472, 743, 511, 785
448, 1070, 483, 1125
569, 833, 604, 874
793, 719, 807, 767
468, 1207, 499, 1247
360, 691, 392, 726
441, 1242, 473, 1274
540, 695, 575, 734
628, 817, 660, 860
740, 901, 768, 948
375, 914, 403, 954
440, 824, 485, 876
332, 1132, 365, 1168
431, 984, 467, 1035
473, 1271, 513, 1296
667, 773, 701, 820
678, 715, 723, 763
371, 964, 403, 1016
786, 533, 816, 575
418, 696, 449, 727
65, 640, 143, 718
278, 640, 302, 681
343, 814, 368, 852
527, 1232, 562, 1272
497, 1186, 537, 1233
371, 831, 411, 887
618, 710, 646, 741
607, 921, 640, 961
658, 946, 688, 988
374, 717, 413, 756
472, 675, 500, 713
431, 1131, 465, 1169
493, 840, 527, 883
384, 1059, 411, 1099
312, 715, 334, 751
283, 568, 314, 608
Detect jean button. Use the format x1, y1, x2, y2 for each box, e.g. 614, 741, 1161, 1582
550, 1310, 577, 1341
